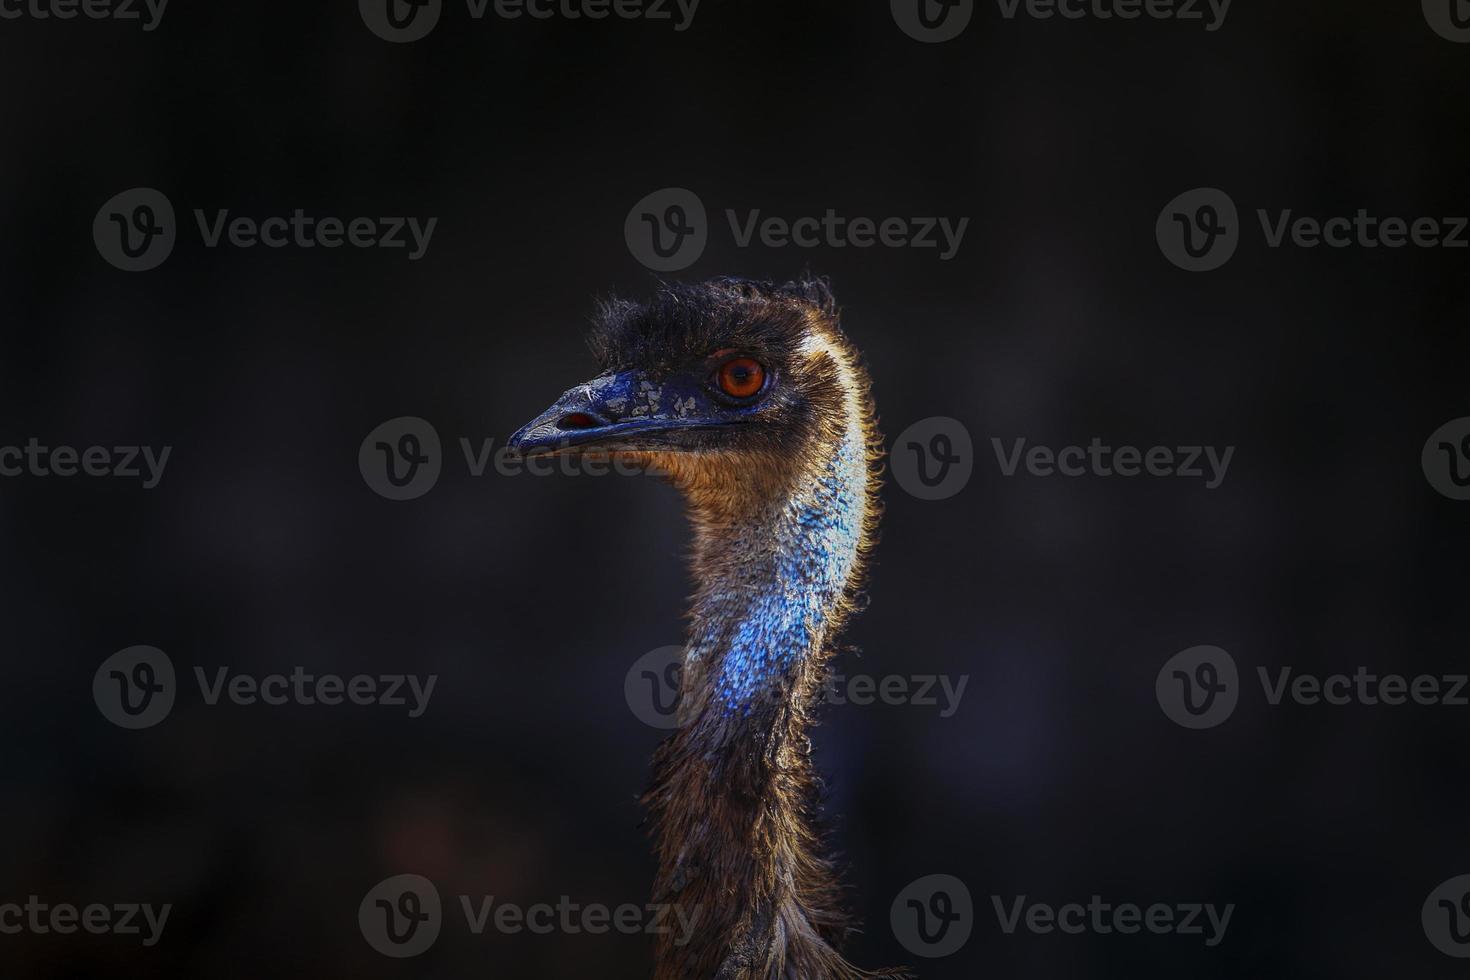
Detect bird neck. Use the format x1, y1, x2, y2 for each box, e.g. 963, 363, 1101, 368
644, 396, 877, 978
686, 424, 867, 721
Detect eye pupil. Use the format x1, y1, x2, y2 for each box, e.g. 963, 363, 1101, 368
717, 357, 765, 399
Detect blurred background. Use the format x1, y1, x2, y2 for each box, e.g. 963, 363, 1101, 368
1, 1, 1468, 976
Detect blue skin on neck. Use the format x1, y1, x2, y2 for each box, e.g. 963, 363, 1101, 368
707, 429, 866, 716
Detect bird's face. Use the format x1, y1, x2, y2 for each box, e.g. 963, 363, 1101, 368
507, 348, 784, 459
508, 280, 848, 473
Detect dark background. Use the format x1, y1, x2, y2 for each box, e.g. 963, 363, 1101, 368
2, 0, 1468, 976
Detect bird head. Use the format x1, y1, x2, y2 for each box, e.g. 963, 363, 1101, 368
509, 277, 865, 496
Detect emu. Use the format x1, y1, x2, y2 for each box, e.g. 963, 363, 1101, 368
510, 278, 893, 979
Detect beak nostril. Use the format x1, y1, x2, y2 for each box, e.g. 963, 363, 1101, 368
558, 412, 601, 430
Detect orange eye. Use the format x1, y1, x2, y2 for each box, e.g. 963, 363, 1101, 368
716, 357, 766, 399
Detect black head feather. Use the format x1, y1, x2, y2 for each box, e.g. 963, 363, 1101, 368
588, 276, 842, 374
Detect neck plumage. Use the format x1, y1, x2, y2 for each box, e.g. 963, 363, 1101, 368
643, 369, 881, 979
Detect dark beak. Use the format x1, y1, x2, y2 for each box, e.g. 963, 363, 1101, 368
508, 370, 724, 457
